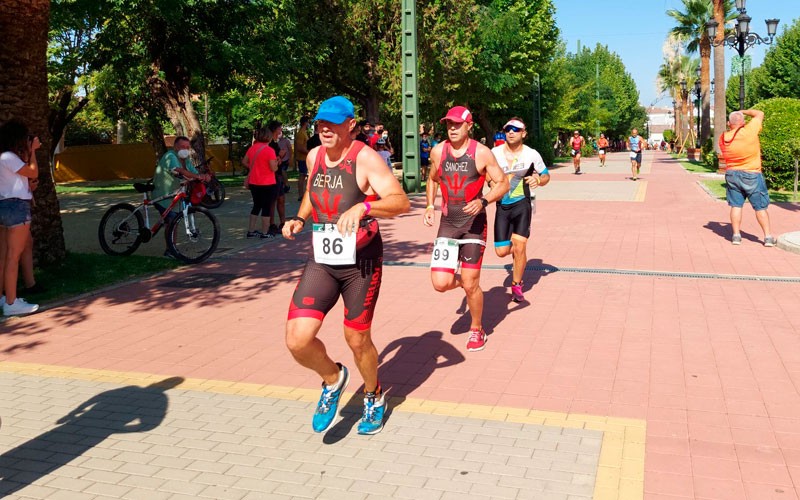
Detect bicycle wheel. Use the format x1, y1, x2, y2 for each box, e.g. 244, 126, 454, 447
166, 206, 220, 264
201, 179, 225, 209
98, 203, 145, 256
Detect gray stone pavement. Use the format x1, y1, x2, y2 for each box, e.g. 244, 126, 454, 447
0, 372, 601, 500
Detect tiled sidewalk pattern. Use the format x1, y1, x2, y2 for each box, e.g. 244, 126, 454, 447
0, 369, 607, 500
2, 151, 800, 499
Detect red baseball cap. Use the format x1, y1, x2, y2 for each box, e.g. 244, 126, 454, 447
440, 106, 473, 124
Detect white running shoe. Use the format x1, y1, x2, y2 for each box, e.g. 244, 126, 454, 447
3, 298, 39, 316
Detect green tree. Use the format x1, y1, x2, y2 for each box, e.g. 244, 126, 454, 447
567, 44, 646, 140
758, 18, 800, 100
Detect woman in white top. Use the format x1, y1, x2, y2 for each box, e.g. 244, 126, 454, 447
0, 119, 40, 315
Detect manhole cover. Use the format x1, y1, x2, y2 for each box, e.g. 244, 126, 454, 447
160, 273, 239, 289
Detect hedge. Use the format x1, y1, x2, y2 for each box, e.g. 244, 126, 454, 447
753, 98, 800, 190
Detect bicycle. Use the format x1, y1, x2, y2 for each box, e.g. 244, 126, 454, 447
98, 179, 221, 264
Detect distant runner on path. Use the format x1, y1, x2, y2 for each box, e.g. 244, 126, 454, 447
570, 130, 585, 174
282, 96, 410, 435
491, 118, 550, 303
628, 128, 644, 181
423, 106, 508, 352
597, 133, 609, 167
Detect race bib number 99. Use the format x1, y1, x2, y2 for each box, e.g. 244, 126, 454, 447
312, 223, 356, 265
430, 237, 460, 271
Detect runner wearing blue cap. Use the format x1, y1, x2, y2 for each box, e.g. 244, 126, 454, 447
282, 96, 410, 435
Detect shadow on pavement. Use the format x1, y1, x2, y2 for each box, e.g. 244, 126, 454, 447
704, 221, 762, 243
0, 377, 183, 497
322, 331, 464, 444
450, 258, 550, 336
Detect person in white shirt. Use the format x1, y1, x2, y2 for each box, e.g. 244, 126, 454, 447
490, 118, 550, 303
0, 119, 41, 316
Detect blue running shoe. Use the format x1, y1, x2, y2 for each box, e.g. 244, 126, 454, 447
357, 391, 386, 435
312, 363, 349, 433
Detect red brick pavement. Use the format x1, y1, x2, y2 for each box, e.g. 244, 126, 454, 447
2, 151, 800, 499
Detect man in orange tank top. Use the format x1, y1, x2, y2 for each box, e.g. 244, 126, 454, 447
718, 109, 775, 247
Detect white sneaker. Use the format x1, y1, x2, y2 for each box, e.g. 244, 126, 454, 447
3, 298, 39, 316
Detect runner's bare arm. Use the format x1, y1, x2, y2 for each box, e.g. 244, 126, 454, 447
462, 145, 508, 216
335, 146, 410, 236
424, 143, 444, 226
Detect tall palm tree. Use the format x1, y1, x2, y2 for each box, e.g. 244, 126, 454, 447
713, 0, 730, 159
668, 0, 714, 145
0, 0, 67, 265
657, 37, 700, 152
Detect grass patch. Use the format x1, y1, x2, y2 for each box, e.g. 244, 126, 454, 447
21, 252, 180, 305
678, 159, 717, 174
698, 179, 797, 202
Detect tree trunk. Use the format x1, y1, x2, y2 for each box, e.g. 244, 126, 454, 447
0, 0, 66, 266
713, 0, 727, 156
700, 38, 712, 144
148, 70, 206, 162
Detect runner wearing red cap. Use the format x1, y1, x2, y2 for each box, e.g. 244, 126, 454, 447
423, 106, 509, 352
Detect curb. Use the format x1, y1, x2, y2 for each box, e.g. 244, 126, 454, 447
778, 231, 800, 255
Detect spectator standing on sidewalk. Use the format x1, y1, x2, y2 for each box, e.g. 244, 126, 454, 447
0, 119, 40, 316
719, 109, 776, 247
242, 127, 279, 239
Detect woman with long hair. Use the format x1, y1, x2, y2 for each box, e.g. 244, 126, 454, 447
0, 119, 40, 315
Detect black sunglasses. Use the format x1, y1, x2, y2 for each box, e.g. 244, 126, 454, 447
503, 125, 523, 133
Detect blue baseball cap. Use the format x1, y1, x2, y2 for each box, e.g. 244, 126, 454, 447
313, 96, 355, 125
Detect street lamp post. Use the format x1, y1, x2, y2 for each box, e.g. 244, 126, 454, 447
693, 67, 702, 149
680, 78, 689, 153
706, 0, 779, 110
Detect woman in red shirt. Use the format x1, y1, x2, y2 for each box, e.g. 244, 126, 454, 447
242, 128, 279, 238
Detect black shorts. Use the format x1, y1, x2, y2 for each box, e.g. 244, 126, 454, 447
493, 199, 532, 247
436, 212, 487, 271
571, 149, 580, 157
288, 255, 383, 331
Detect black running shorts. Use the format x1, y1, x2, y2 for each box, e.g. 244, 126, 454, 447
494, 199, 532, 246
288, 251, 383, 331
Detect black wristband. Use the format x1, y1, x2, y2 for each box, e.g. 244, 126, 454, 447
480, 198, 488, 208
291, 216, 306, 226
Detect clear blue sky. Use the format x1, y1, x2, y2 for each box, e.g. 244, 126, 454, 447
552, 0, 800, 107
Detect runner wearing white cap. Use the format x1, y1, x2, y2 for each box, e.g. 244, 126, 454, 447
490, 118, 550, 303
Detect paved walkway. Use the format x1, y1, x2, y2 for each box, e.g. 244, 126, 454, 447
2, 151, 800, 499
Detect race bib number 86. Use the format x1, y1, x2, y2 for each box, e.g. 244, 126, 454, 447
313, 223, 356, 265
430, 237, 460, 271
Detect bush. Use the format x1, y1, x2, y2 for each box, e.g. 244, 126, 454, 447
753, 98, 800, 190
701, 138, 718, 168
663, 129, 675, 142
580, 144, 595, 158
